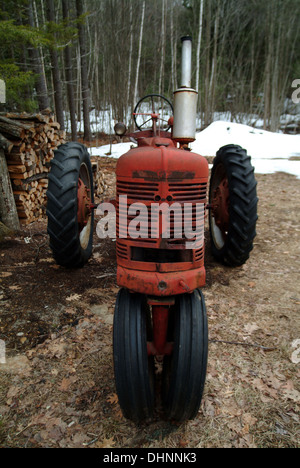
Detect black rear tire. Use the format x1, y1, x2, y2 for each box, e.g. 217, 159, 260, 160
47, 142, 94, 268
162, 289, 208, 422
113, 289, 155, 422
209, 144, 258, 267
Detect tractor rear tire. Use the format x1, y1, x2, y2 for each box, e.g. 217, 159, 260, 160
47, 142, 94, 268
162, 289, 208, 422
113, 289, 155, 422
209, 144, 258, 267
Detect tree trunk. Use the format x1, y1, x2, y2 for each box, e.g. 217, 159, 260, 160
46, 0, 65, 131
27, 0, 50, 112
76, 0, 92, 142
126, 2, 134, 123
209, 2, 220, 119
158, 0, 166, 96
0, 148, 20, 231
196, 0, 204, 94
204, 0, 211, 127
62, 0, 77, 141
133, 1, 146, 107
263, 2, 274, 131
170, 2, 176, 92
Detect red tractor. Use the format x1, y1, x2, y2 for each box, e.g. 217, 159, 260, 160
47, 37, 258, 422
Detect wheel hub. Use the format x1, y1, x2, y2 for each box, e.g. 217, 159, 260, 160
212, 178, 229, 234
77, 178, 92, 230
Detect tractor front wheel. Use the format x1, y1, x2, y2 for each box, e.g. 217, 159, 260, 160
209, 144, 258, 267
113, 289, 155, 422
162, 289, 208, 422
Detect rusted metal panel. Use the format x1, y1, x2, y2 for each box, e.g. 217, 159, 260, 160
117, 265, 206, 296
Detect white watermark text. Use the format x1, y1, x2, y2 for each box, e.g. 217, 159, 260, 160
0, 339, 6, 364
292, 79, 300, 104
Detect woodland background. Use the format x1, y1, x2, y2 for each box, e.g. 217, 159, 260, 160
0, 0, 300, 141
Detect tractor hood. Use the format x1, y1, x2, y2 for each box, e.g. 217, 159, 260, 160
116, 137, 208, 182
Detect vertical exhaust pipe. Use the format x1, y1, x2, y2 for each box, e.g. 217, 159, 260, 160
173, 36, 198, 144
181, 36, 193, 88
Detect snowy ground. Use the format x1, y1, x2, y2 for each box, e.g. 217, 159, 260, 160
88, 120, 300, 179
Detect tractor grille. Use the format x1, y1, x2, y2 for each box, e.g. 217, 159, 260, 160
195, 246, 205, 262
116, 178, 207, 264
117, 181, 159, 201
168, 182, 207, 203
117, 180, 158, 242
116, 242, 128, 260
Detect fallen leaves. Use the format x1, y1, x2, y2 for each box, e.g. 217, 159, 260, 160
106, 393, 123, 420
59, 376, 78, 392
0, 173, 299, 448
282, 389, 300, 403
95, 437, 116, 448
66, 294, 82, 302
253, 378, 278, 402
1, 312, 116, 448
242, 413, 258, 428
243, 323, 260, 335
107, 393, 119, 406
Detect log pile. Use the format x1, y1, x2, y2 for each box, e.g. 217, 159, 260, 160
0, 111, 66, 224
0, 111, 109, 226
90, 156, 107, 199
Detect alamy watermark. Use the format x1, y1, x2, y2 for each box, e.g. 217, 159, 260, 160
291, 339, 300, 365
0, 339, 6, 364
292, 79, 300, 104
96, 196, 205, 250
0, 79, 5, 104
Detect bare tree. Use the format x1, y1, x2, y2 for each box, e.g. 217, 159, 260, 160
170, 1, 177, 92
46, 0, 65, 130
158, 0, 166, 96
27, 0, 50, 111
195, 0, 204, 94
133, 1, 145, 107
76, 0, 91, 141
62, 0, 77, 140
126, 1, 134, 122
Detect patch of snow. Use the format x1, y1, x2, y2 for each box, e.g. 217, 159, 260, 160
89, 142, 133, 159
191, 121, 300, 160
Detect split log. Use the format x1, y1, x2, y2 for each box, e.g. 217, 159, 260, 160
91, 156, 107, 198
0, 133, 14, 153
2, 112, 50, 124
0, 115, 33, 139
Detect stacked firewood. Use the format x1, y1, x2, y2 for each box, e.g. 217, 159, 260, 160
90, 156, 107, 199
0, 111, 111, 225
0, 111, 66, 224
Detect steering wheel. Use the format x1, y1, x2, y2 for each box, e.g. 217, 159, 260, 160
133, 94, 173, 132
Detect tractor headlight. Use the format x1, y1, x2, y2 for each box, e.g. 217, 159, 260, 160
114, 122, 127, 137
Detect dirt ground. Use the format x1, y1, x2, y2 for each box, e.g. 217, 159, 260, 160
0, 163, 299, 448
